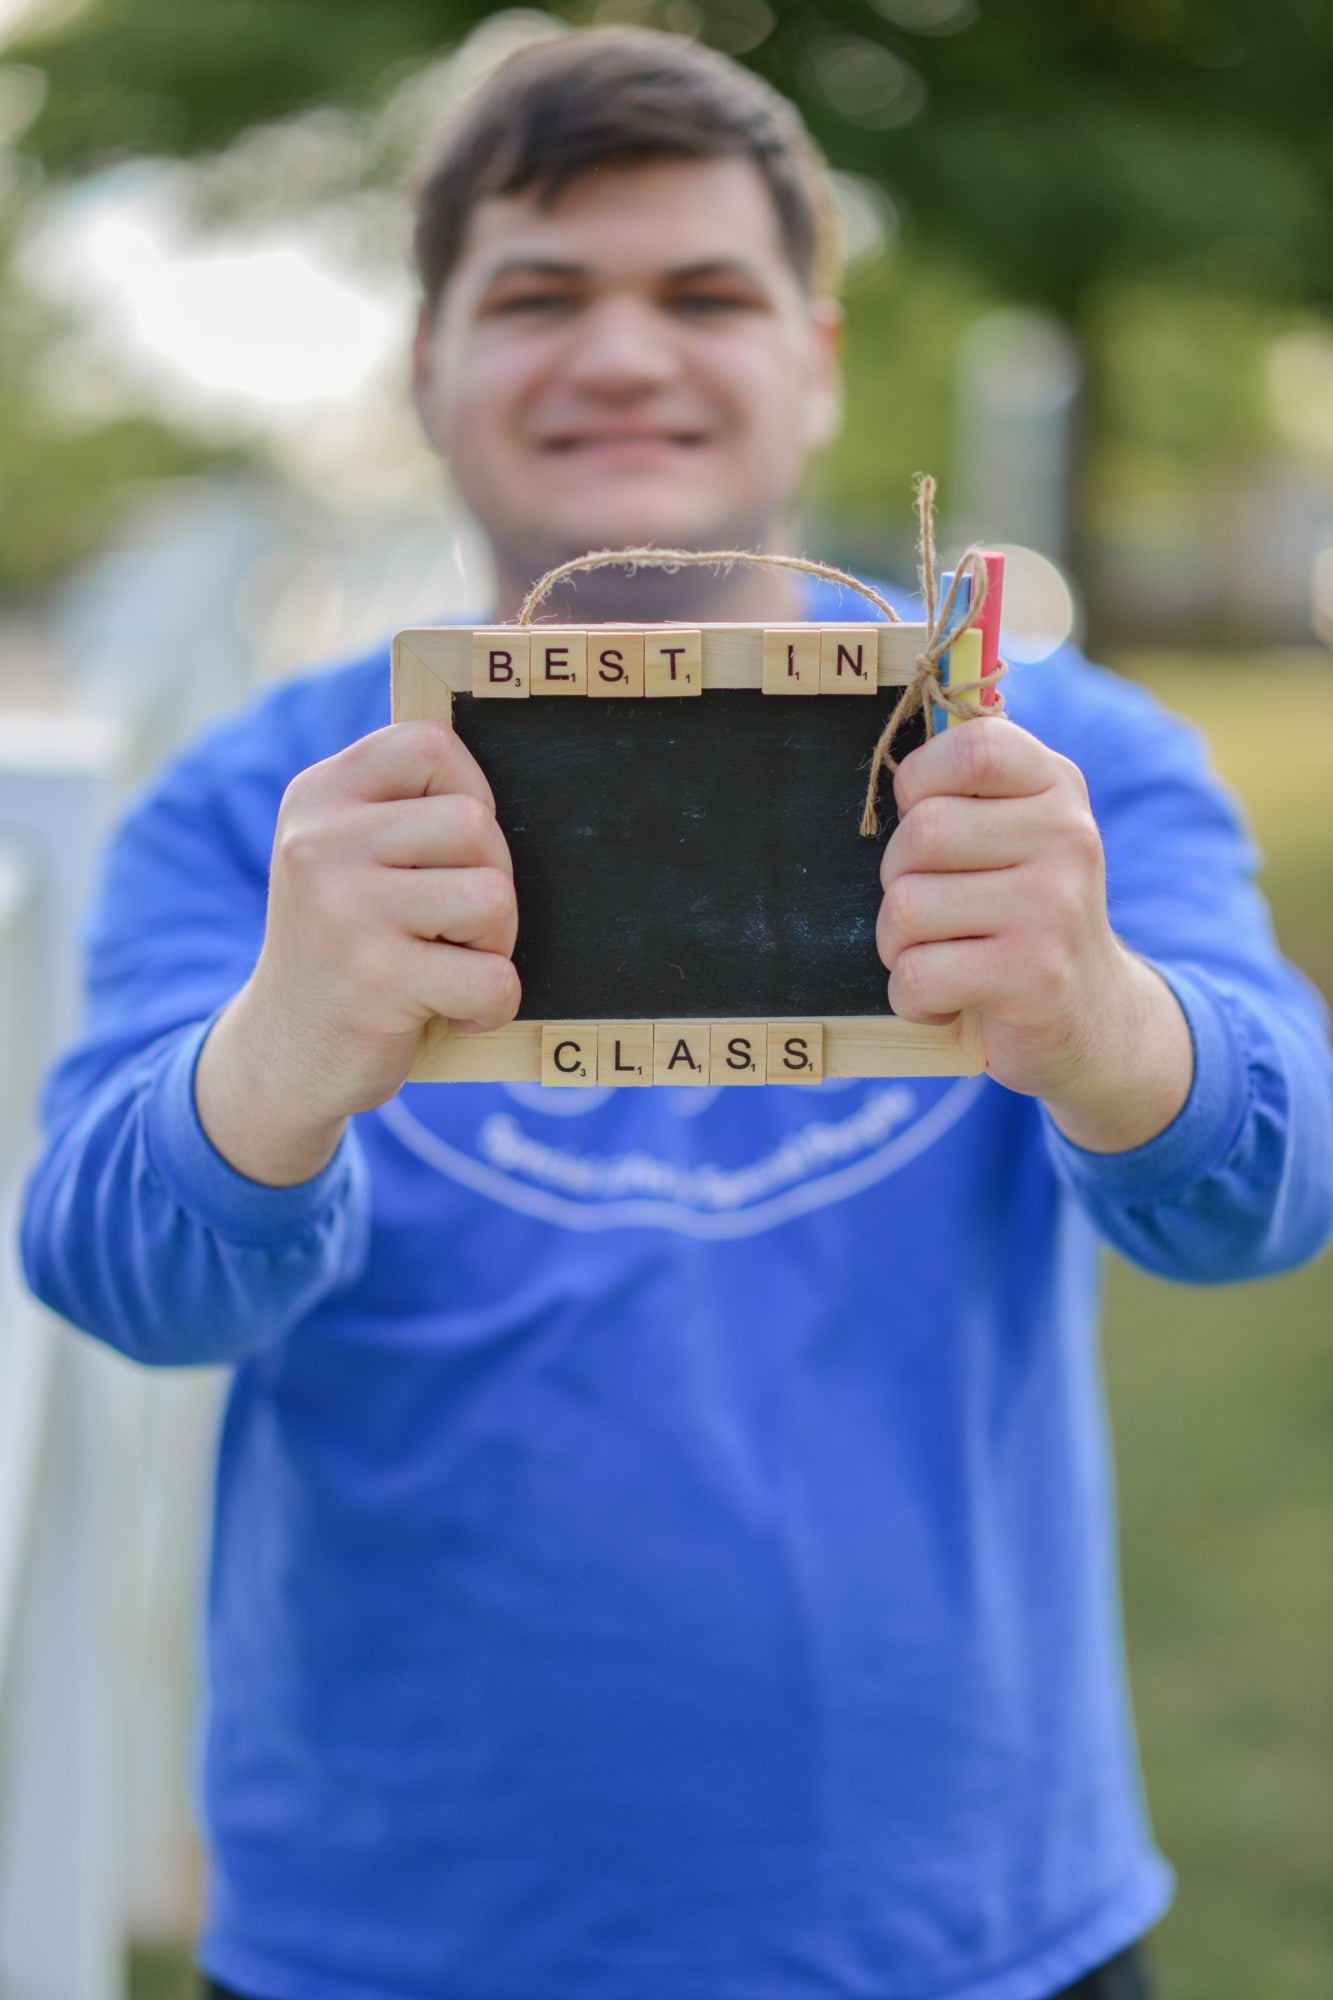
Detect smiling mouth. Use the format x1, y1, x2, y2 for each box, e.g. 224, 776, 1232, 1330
539, 432, 709, 454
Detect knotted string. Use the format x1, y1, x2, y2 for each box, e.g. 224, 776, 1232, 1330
858, 473, 1006, 835
514, 472, 1005, 839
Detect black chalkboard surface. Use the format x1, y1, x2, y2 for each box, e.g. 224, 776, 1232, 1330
451, 687, 924, 1021
391, 620, 985, 1082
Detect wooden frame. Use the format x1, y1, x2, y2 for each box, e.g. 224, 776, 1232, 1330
392, 622, 986, 1084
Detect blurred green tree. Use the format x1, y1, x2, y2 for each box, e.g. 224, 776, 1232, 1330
10, 0, 1332, 312
1, 0, 1330, 594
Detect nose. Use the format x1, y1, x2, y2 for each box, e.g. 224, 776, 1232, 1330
560, 291, 682, 398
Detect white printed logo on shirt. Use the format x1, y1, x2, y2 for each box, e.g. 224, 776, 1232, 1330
376, 1076, 984, 1240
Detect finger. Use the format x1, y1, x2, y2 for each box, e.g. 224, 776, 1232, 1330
893, 718, 1076, 817
388, 865, 518, 956
366, 793, 514, 876
888, 939, 995, 1023
407, 938, 521, 1032
882, 793, 1054, 883
877, 868, 1020, 968
326, 721, 497, 812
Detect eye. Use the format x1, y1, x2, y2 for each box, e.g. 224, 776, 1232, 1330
671, 291, 754, 315
487, 291, 578, 316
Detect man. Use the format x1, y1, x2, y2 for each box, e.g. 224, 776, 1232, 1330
20, 27, 1333, 2000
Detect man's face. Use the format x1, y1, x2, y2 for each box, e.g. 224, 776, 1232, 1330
412, 153, 841, 582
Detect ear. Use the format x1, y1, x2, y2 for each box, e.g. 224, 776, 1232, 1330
410, 298, 446, 449
801, 294, 844, 452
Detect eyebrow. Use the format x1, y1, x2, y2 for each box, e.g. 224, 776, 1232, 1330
478, 256, 772, 288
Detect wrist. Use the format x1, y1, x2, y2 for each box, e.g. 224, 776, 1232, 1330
1042, 949, 1194, 1154
195, 982, 349, 1187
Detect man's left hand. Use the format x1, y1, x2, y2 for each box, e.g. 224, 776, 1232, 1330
876, 718, 1195, 1153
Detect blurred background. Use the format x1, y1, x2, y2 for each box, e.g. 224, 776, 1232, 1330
0, 2, 1329, 1996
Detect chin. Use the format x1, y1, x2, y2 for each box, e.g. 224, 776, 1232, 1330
543, 499, 751, 563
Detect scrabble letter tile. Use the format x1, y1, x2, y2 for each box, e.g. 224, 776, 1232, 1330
709, 1023, 767, 1083
472, 630, 530, 698
590, 631, 645, 697
541, 1024, 598, 1085
653, 1023, 710, 1084
762, 628, 820, 695
533, 629, 588, 696
766, 1022, 824, 1083
819, 627, 877, 694
645, 630, 701, 697
597, 1021, 653, 1084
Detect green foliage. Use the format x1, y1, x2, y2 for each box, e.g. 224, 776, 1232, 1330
10, 0, 1333, 312
811, 245, 996, 517
2, 0, 1330, 592
0, 272, 231, 591
1081, 284, 1291, 563
0, 400, 226, 592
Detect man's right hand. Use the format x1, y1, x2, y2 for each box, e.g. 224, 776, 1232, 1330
195, 720, 520, 1186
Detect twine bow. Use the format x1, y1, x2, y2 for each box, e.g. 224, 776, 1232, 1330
857, 473, 1005, 835
515, 472, 1005, 839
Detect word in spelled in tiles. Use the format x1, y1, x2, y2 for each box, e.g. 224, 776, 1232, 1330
541, 1022, 825, 1087
472, 627, 879, 697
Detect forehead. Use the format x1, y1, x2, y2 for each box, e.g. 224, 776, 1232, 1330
451, 153, 795, 284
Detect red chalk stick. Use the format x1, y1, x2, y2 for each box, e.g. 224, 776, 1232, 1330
977, 550, 1005, 708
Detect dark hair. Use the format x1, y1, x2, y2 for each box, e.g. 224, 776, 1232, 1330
412, 27, 839, 310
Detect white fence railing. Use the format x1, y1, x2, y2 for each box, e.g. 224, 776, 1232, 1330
0, 488, 270, 2000
0, 478, 477, 2000
0, 706, 233, 2000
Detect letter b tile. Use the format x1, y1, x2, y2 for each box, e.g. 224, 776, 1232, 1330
472, 630, 531, 697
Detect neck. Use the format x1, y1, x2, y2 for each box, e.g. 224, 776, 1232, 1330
491, 537, 810, 626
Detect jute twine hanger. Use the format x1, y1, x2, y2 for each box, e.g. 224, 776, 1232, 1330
516, 472, 1006, 839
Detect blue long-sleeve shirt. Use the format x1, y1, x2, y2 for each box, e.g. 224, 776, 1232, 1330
20, 576, 1333, 2000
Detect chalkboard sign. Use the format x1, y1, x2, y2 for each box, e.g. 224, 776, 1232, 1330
392, 621, 984, 1084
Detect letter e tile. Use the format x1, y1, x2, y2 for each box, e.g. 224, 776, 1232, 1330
533, 630, 588, 695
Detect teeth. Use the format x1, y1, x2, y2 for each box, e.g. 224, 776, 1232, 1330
539, 434, 706, 451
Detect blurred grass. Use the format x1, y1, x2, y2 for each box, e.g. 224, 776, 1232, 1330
1105, 650, 1332, 1999
1117, 650, 1333, 996
128, 1944, 193, 2000
131, 650, 1332, 2000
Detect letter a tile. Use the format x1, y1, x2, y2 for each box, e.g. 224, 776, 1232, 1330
653, 1022, 710, 1083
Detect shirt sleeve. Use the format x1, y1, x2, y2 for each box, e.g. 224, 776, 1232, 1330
19, 689, 373, 1366
1032, 660, 1333, 1283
